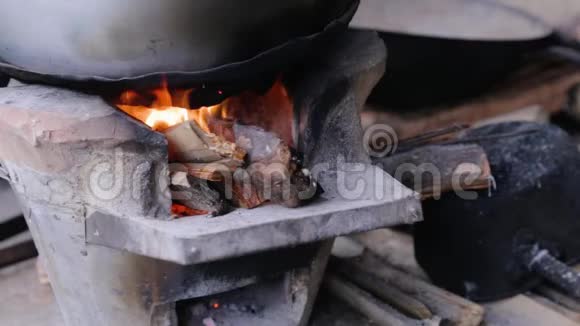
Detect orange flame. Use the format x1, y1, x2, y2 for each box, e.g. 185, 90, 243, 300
116, 79, 294, 147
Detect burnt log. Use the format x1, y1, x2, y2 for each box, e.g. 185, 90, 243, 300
231, 169, 266, 209
375, 143, 491, 199
170, 172, 228, 216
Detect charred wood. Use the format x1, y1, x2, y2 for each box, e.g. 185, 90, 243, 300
170, 172, 228, 216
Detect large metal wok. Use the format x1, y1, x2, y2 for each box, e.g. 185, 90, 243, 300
0, 0, 357, 90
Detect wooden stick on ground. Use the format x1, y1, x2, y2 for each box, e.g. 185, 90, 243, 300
324, 274, 440, 326
347, 252, 485, 326
352, 229, 428, 280
527, 293, 580, 323
485, 294, 579, 326
330, 258, 433, 320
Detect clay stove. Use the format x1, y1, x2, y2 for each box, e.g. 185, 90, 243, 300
0, 31, 421, 326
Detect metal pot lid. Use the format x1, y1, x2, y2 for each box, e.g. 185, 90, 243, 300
350, 0, 552, 41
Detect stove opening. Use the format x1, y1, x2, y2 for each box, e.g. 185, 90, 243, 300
114, 78, 318, 217
175, 275, 294, 326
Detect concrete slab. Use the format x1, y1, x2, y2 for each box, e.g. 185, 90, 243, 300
87, 167, 421, 265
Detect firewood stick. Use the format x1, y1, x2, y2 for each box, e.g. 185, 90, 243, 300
170, 172, 227, 215
164, 120, 222, 163
362, 59, 580, 140
351, 229, 429, 280
169, 160, 240, 182
323, 274, 437, 326
330, 257, 433, 320
397, 124, 469, 150
374, 143, 491, 199
231, 169, 266, 209
348, 252, 485, 326
485, 294, 579, 326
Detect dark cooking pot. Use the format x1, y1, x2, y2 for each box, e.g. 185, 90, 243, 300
350, 0, 577, 109
0, 0, 357, 89
415, 122, 580, 302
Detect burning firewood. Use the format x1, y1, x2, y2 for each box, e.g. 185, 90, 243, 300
164, 120, 245, 163
170, 159, 242, 182
231, 169, 267, 209
171, 203, 208, 218
234, 124, 291, 164
170, 171, 228, 216
234, 124, 317, 208
115, 77, 319, 217
165, 120, 318, 213
164, 121, 222, 163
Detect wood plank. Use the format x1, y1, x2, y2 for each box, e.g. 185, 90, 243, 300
374, 143, 491, 199
536, 284, 580, 313
485, 295, 579, 326
528, 294, 580, 323
362, 60, 580, 139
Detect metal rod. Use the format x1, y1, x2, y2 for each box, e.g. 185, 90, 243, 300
522, 244, 580, 299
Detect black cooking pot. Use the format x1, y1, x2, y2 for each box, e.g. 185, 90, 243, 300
350, 0, 578, 109
415, 122, 580, 302
368, 33, 548, 109
0, 0, 357, 90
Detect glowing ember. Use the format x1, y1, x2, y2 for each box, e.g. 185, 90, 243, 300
144, 107, 189, 131
209, 299, 221, 309
116, 78, 295, 146
171, 203, 207, 218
